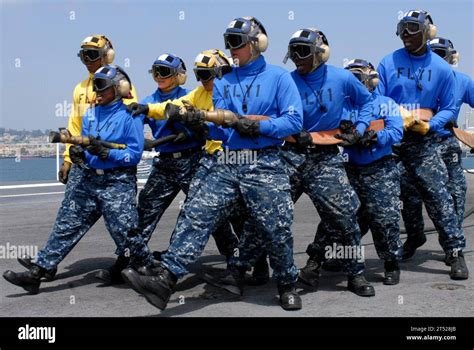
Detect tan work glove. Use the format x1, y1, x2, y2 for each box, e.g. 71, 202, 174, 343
399, 107, 434, 130
409, 120, 431, 135
399, 107, 416, 130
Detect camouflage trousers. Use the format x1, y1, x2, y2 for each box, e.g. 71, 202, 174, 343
35, 167, 139, 271
129, 152, 240, 268
286, 146, 364, 275
238, 146, 364, 276
399, 136, 465, 253
160, 148, 299, 285
345, 157, 403, 262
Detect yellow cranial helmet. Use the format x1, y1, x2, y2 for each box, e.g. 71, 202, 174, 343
78, 34, 115, 64
193, 49, 233, 82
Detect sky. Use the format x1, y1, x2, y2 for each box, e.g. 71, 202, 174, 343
0, 0, 473, 130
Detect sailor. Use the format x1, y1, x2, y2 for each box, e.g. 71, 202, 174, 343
122, 16, 304, 311
342, 59, 404, 285
16, 35, 138, 283
3, 65, 144, 294
125, 49, 240, 270
273, 28, 375, 296
377, 10, 468, 279
401, 37, 472, 279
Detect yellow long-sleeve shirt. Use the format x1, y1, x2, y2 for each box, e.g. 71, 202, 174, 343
147, 86, 222, 154
63, 73, 138, 163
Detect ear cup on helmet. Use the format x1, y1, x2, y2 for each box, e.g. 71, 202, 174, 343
255, 32, 268, 52
100, 36, 115, 64
117, 79, 131, 97
176, 72, 187, 85
427, 24, 437, 41
114, 66, 132, 97
247, 17, 268, 53
319, 44, 330, 63
105, 48, 115, 64
451, 52, 460, 65
368, 70, 379, 89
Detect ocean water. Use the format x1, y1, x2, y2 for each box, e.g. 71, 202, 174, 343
0, 158, 153, 183
0, 158, 58, 183
1, 156, 474, 184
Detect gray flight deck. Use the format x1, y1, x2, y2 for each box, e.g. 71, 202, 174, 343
0, 177, 472, 317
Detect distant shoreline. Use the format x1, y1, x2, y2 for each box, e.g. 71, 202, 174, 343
0, 156, 56, 159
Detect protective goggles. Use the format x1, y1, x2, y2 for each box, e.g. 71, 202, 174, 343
431, 38, 454, 59
346, 59, 374, 70
193, 68, 215, 82
150, 65, 176, 79
288, 43, 323, 60
224, 33, 252, 50
397, 20, 423, 36
432, 47, 450, 59
351, 70, 378, 83
93, 77, 113, 92
78, 49, 102, 63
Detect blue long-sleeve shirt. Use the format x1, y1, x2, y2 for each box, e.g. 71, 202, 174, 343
342, 97, 358, 123
343, 93, 403, 165
436, 71, 474, 137
82, 100, 144, 169
291, 64, 374, 135
376, 46, 456, 135
140, 86, 201, 152
210, 55, 303, 150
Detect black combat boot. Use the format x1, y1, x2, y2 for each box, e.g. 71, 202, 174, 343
321, 259, 343, 272
348, 274, 375, 297
298, 256, 321, 289
136, 259, 162, 276
95, 255, 130, 285
446, 251, 469, 280
203, 266, 246, 296
246, 255, 270, 286
3, 265, 46, 294
17, 256, 57, 281
278, 283, 302, 311
383, 261, 400, 285
122, 265, 177, 310
402, 232, 427, 260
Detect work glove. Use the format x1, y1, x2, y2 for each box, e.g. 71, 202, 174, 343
70, 146, 86, 164
358, 130, 378, 148
58, 161, 72, 184
335, 130, 361, 147
402, 114, 416, 130
165, 103, 205, 128
182, 110, 206, 130
127, 103, 149, 117
232, 118, 260, 137
339, 120, 355, 134
399, 106, 416, 130
293, 130, 313, 148
409, 120, 430, 135
86, 136, 110, 160
444, 119, 458, 130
